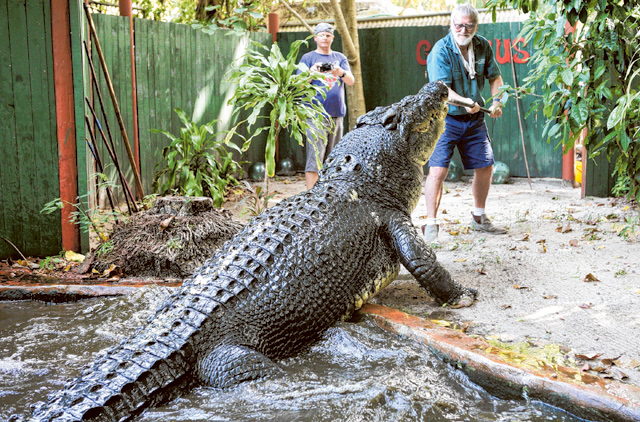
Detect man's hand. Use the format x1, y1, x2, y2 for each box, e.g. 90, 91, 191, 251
464, 102, 481, 114
330, 66, 344, 78
489, 102, 503, 118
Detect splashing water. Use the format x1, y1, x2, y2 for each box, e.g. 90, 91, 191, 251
0, 287, 581, 421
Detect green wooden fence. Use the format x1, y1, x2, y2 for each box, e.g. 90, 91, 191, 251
0, 0, 61, 258
275, 22, 559, 179
90, 15, 270, 204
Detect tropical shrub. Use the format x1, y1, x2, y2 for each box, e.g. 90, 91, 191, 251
152, 108, 244, 207
487, 0, 640, 201
225, 37, 329, 188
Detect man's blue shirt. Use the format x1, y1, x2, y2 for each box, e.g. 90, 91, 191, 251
427, 32, 501, 116
298, 51, 350, 117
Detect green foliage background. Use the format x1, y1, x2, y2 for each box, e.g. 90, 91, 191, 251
487, 0, 640, 201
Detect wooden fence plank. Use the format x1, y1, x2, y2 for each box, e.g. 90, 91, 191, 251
8, 0, 38, 255
27, 0, 59, 254
0, 0, 21, 257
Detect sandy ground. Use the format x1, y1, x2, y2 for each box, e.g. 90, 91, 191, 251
235, 174, 640, 388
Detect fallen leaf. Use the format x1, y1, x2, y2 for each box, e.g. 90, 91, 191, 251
102, 264, 119, 278
536, 239, 546, 244
601, 356, 622, 366
159, 216, 174, 230
501, 304, 512, 310
542, 294, 558, 299
442, 209, 448, 214
579, 303, 593, 309
519, 234, 530, 241
569, 239, 579, 247
430, 319, 452, 327
575, 352, 602, 360
455, 258, 467, 262
562, 223, 572, 233
513, 285, 529, 290
477, 268, 487, 275
582, 273, 600, 282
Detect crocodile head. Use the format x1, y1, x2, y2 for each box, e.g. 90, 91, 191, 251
400, 81, 449, 166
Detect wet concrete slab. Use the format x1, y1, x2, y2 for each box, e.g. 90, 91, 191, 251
360, 303, 640, 422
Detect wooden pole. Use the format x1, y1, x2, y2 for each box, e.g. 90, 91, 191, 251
52, 0, 80, 251
119, 0, 141, 181
82, 3, 145, 200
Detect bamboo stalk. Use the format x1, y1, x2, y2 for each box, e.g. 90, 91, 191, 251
509, 43, 532, 189
1, 237, 28, 262
83, 4, 145, 199
83, 41, 117, 160
84, 115, 124, 216
85, 104, 138, 213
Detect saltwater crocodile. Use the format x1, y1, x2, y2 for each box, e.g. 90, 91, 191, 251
20, 81, 476, 421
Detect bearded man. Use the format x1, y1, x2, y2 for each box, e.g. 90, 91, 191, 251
422, 3, 507, 244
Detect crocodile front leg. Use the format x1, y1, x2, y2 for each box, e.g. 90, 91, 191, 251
387, 216, 477, 307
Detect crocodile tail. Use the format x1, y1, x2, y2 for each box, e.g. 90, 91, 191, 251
28, 304, 205, 422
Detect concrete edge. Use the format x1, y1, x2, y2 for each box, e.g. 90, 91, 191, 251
359, 303, 640, 422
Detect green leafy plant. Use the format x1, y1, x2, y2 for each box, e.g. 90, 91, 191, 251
166, 237, 184, 250
236, 181, 277, 217
226, 37, 330, 192
41, 173, 120, 244
193, 3, 264, 34
39, 253, 64, 271
611, 174, 631, 198
152, 108, 245, 208
619, 215, 639, 240
487, 0, 640, 202
94, 239, 114, 258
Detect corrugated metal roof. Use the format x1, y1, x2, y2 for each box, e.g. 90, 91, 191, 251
279, 8, 526, 32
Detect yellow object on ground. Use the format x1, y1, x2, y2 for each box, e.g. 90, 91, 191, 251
575, 161, 582, 184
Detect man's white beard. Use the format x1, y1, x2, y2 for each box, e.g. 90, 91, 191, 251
456, 35, 473, 46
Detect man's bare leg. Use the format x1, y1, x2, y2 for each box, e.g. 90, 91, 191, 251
422, 166, 449, 242
305, 171, 318, 190
424, 167, 449, 218
472, 165, 493, 210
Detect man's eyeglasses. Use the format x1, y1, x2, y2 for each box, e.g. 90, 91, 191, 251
453, 22, 476, 31
316, 33, 334, 39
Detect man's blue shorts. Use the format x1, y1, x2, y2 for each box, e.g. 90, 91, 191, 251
428, 113, 495, 170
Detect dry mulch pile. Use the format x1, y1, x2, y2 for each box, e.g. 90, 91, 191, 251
84, 196, 244, 280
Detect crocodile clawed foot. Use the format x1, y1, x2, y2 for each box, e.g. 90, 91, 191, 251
445, 287, 478, 309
